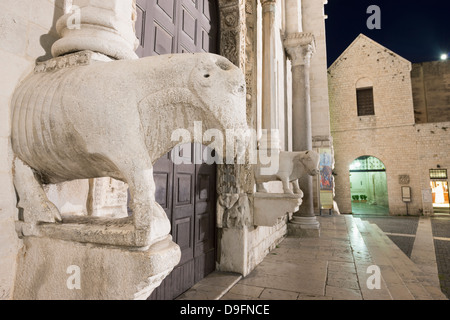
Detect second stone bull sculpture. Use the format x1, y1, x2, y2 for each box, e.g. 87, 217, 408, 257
11, 51, 248, 246
254, 150, 320, 195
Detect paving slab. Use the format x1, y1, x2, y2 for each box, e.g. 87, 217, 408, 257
178, 215, 447, 300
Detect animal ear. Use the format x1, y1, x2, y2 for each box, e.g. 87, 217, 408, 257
294, 154, 303, 163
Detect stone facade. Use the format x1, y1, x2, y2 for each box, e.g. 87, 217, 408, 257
0, 0, 332, 299
329, 34, 450, 216
0, 0, 65, 300
411, 61, 450, 124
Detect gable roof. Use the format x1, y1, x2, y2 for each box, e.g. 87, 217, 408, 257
328, 33, 411, 71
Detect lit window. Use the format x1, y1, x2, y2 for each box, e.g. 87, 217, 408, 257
430, 169, 448, 179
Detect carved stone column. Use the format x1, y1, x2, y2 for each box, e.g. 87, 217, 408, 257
260, 0, 280, 154
284, 32, 320, 237
51, 0, 139, 60
216, 0, 254, 276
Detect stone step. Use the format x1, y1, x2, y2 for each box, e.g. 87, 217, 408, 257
353, 217, 436, 300
362, 220, 446, 300
352, 217, 416, 299
345, 216, 393, 300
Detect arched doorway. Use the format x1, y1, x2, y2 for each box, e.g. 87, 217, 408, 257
349, 156, 389, 215
134, 0, 219, 300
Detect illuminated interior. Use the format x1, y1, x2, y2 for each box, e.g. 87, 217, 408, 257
430, 180, 449, 206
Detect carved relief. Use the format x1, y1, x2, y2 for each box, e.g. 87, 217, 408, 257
216, 0, 255, 229
399, 175, 410, 185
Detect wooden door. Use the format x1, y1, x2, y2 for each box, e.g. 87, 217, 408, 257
135, 0, 219, 300
135, 0, 218, 57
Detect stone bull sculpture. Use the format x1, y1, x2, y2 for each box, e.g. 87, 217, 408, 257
254, 150, 320, 195
11, 51, 248, 246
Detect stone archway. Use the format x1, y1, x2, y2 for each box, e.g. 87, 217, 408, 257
349, 155, 389, 215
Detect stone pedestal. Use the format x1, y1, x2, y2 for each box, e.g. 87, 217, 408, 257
253, 192, 302, 226
288, 215, 320, 238
13, 235, 180, 300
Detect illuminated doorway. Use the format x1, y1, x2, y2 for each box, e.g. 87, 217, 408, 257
349, 156, 389, 215
430, 169, 449, 215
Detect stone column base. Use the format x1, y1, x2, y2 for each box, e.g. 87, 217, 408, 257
287, 216, 320, 238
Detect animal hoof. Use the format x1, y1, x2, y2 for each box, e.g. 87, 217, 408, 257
42, 201, 62, 223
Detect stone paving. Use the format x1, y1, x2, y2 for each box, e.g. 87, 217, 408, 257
359, 214, 450, 299
177, 214, 449, 300
431, 218, 450, 299
359, 215, 419, 258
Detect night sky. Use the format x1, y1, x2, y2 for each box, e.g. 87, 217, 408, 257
325, 0, 450, 67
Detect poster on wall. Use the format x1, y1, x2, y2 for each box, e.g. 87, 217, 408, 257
319, 148, 333, 191
319, 148, 333, 209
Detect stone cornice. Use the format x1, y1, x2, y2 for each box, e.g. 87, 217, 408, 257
284, 32, 316, 66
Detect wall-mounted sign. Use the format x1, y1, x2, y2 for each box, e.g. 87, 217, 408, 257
402, 186, 411, 203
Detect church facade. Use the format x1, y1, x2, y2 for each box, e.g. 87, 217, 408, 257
328, 34, 450, 217
0, 0, 332, 299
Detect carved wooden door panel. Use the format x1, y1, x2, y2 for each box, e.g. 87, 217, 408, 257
135, 0, 219, 300
135, 0, 218, 56
194, 145, 217, 282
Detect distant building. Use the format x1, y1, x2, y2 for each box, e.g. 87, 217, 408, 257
328, 34, 450, 216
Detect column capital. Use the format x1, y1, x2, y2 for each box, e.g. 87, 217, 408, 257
261, 0, 277, 11
260, 0, 277, 5
284, 32, 316, 67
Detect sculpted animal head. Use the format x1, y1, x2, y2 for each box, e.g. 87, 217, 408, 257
295, 151, 320, 176
189, 53, 248, 132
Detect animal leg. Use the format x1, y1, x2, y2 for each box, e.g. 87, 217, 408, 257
256, 182, 268, 193
117, 159, 171, 241
292, 179, 303, 197
281, 178, 294, 195
13, 158, 62, 225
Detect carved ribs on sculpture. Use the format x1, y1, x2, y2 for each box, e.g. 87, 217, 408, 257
11, 52, 247, 242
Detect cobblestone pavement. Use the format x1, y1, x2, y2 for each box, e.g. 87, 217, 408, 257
356, 214, 450, 299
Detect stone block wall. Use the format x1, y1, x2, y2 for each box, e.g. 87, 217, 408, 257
331, 125, 422, 215
0, 0, 64, 299
329, 34, 450, 216
329, 35, 415, 133
415, 122, 450, 214
247, 215, 288, 271
411, 61, 450, 124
